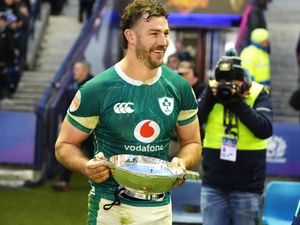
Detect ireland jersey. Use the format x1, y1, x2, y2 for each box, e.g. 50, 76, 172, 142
67, 63, 197, 205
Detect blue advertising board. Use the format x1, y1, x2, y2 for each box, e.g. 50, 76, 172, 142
267, 123, 300, 176
0, 112, 36, 164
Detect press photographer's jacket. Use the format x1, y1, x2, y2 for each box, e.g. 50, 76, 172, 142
240, 44, 271, 86
198, 81, 273, 193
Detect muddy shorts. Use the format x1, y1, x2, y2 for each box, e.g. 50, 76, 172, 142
87, 193, 172, 225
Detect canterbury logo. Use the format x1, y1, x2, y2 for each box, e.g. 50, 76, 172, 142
113, 102, 134, 114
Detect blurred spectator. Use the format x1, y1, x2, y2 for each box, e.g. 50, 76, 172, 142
49, 0, 65, 15
177, 59, 206, 144
14, 0, 30, 68
0, 0, 18, 15
0, 0, 31, 97
240, 28, 271, 90
166, 52, 180, 70
0, 13, 15, 100
0, 14, 8, 99
78, 0, 95, 23
175, 39, 193, 61
52, 60, 94, 192
225, 43, 238, 57
7, 19, 23, 94
236, 0, 270, 53
289, 88, 300, 111
68, 60, 94, 98
296, 33, 300, 67
177, 60, 205, 99
290, 34, 300, 111
16, 0, 31, 14
247, 0, 269, 36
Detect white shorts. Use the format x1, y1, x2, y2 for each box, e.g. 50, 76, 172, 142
91, 198, 172, 225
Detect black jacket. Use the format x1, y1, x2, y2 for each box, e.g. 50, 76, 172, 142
290, 88, 300, 111
0, 27, 14, 67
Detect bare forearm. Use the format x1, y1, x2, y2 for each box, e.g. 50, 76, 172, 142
55, 142, 89, 176
55, 120, 110, 183
175, 118, 202, 169
177, 143, 201, 169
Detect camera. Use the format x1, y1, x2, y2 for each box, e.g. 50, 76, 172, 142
215, 57, 244, 82
216, 82, 237, 101
214, 57, 250, 100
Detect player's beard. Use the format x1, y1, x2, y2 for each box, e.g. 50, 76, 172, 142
136, 41, 167, 70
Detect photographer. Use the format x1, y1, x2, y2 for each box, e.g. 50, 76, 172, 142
198, 56, 273, 225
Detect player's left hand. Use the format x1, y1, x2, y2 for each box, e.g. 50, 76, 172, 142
170, 157, 186, 186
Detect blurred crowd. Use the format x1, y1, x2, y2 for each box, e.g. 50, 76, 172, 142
49, 0, 96, 23
167, 51, 205, 100
0, 0, 31, 100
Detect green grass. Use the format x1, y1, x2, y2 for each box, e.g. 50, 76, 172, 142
0, 174, 90, 225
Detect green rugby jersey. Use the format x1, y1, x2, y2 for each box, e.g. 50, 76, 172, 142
67, 63, 198, 206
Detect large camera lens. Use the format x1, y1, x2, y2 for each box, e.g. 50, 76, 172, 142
217, 84, 234, 101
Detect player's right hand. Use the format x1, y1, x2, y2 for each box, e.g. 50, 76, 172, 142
85, 153, 111, 183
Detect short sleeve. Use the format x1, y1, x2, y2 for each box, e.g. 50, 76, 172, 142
66, 85, 99, 134
177, 80, 198, 126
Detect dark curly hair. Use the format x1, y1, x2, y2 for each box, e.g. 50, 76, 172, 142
119, 0, 168, 49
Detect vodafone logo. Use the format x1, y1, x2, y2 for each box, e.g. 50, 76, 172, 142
134, 120, 160, 143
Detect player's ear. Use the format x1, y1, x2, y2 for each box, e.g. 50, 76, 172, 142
124, 29, 136, 46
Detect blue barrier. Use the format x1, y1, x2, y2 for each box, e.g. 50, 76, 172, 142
168, 13, 241, 28
0, 112, 36, 164
267, 123, 300, 177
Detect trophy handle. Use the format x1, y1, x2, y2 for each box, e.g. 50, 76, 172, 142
183, 170, 200, 180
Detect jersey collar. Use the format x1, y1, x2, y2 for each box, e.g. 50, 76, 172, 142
114, 62, 162, 86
